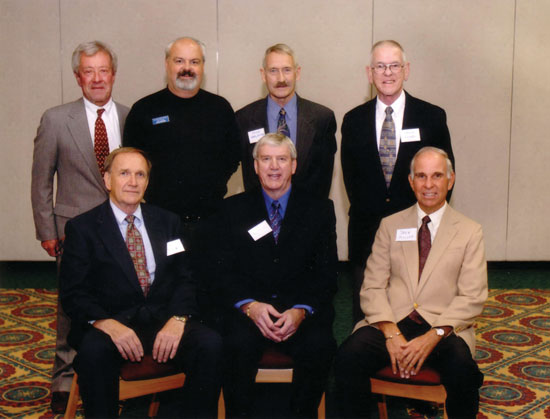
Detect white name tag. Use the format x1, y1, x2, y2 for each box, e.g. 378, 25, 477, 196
396, 228, 417, 241
248, 128, 266, 144
167, 239, 185, 256
401, 128, 421, 142
248, 220, 272, 241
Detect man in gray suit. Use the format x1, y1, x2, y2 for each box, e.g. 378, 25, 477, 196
236, 43, 337, 199
31, 40, 129, 414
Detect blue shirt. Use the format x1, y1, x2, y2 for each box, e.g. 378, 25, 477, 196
267, 94, 298, 143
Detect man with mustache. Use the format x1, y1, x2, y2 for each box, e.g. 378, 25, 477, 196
31, 40, 129, 414
123, 37, 240, 256
237, 43, 337, 199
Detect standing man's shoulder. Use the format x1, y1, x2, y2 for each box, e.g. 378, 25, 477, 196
236, 97, 266, 119
128, 88, 170, 111
297, 96, 335, 119
404, 91, 447, 117
40, 98, 84, 121
343, 97, 377, 123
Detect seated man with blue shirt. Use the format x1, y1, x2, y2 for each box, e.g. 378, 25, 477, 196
215, 133, 338, 417
60, 147, 222, 418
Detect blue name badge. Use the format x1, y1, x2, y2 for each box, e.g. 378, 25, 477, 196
152, 115, 170, 125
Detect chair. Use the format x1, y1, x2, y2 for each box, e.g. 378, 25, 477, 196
64, 354, 186, 418
217, 347, 326, 419
370, 365, 447, 419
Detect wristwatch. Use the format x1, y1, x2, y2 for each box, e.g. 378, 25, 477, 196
434, 327, 445, 337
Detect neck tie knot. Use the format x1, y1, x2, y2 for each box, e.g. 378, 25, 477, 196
97, 108, 105, 117
385, 106, 393, 118
125, 215, 135, 225
421, 215, 431, 226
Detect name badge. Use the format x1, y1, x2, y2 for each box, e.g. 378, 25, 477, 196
167, 239, 185, 255
248, 128, 266, 144
401, 128, 421, 142
396, 228, 417, 241
152, 115, 170, 125
248, 220, 272, 241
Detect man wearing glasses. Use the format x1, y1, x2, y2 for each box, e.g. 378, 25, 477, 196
341, 40, 455, 323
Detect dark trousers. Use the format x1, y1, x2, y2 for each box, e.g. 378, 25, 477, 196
222, 312, 336, 418
73, 319, 222, 418
334, 316, 483, 419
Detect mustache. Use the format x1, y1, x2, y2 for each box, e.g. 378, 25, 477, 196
177, 70, 196, 78
275, 82, 288, 88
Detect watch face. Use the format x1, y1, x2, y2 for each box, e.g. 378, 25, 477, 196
435, 328, 444, 336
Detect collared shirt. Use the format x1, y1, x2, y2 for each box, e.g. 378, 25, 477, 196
84, 97, 122, 153
266, 94, 298, 143
110, 200, 156, 283
415, 202, 447, 243
235, 185, 313, 315
375, 90, 406, 155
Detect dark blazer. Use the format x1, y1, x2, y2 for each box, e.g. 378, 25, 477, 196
215, 187, 338, 324
31, 98, 129, 241
236, 95, 337, 198
60, 200, 199, 348
341, 91, 454, 263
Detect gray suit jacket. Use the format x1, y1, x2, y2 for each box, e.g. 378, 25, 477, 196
354, 204, 488, 355
31, 98, 129, 240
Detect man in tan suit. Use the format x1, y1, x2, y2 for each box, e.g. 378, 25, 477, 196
31, 40, 129, 413
334, 147, 487, 419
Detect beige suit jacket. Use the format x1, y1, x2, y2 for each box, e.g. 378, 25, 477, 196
354, 204, 487, 355
31, 98, 129, 241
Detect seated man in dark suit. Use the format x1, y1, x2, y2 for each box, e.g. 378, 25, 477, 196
215, 133, 338, 417
60, 147, 222, 418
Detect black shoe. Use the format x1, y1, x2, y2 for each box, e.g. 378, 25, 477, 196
51, 391, 70, 414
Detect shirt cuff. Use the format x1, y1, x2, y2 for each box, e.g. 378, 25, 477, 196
293, 304, 313, 315
235, 298, 255, 309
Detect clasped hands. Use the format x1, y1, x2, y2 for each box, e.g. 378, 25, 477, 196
244, 302, 305, 342
380, 323, 441, 379
93, 317, 185, 363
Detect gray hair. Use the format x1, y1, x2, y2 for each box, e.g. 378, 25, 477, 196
370, 40, 408, 65
165, 37, 206, 61
410, 146, 454, 179
252, 133, 297, 160
71, 41, 117, 73
262, 43, 297, 68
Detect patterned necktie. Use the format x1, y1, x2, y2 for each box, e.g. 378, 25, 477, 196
418, 215, 432, 279
379, 106, 397, 188
277, 108, 291, 138
125, 215, 150, 296
94, 108, 109, 176
269, 201, 282, 243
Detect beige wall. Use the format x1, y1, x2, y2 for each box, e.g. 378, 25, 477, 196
1, 0, 549, 261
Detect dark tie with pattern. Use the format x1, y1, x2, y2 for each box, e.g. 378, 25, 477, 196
379, 106, 397, 188
269, 201, 282, 243
94, 108, 109, 176
418, 215, 432, 279
277, 108, 291, 138
125, 215, 150, 296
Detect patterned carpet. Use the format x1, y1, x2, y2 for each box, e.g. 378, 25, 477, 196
0, 288, 549, 418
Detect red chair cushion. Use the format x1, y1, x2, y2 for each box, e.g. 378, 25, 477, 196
120, 354, 181, 381
258, 347, 294, 369
373, 365, 442, 386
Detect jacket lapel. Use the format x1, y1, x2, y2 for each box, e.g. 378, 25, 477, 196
398, 206, 420, 295
141, 205, 167, 292
67, 99, 106, 188
277, 188, 305, 246
418, 206, 458, 291
97, 202, 143, 295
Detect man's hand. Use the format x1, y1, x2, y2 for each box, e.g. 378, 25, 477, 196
41, 239, 62, 257
378, 322, 408, 376
273, 308, 305, 341
244, 302, 283, 342
399, 329, 441, 378
93, 319, 144, 362
153, 317, 185, 363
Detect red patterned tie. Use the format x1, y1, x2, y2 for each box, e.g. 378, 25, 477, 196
94, 108, 109, 176
418, 215, 432, 279
125, 215, 150, 296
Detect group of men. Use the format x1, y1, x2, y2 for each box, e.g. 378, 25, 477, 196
31, 37, 487, 418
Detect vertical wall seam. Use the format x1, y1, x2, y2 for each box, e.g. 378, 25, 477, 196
505, 0, 517, 259
58, 0, 64, 103
216, 0, 220, 94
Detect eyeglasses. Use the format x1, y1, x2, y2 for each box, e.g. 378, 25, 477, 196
371, 63, 405, 74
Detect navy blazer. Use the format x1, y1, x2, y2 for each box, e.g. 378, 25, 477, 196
60, 200, 198, 348
236, 95, 337, 198
341, 91, 454, 261
214, 187, 338, 325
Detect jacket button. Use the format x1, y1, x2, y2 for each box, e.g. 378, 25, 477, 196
273, 258, 279, 263
385, 198, 390, 202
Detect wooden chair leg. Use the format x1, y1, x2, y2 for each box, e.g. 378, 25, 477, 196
377, 394, 388, 419
64, 374, 80, 419
218, 389, 225, 419
317, 391, 326, 419
148, 393, 160, 418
